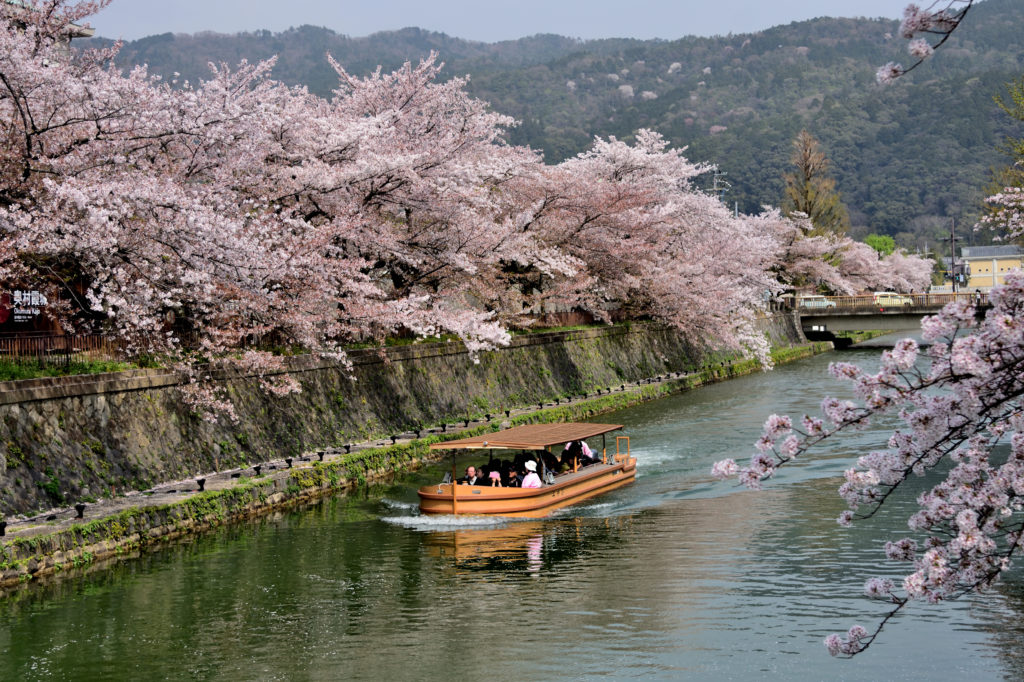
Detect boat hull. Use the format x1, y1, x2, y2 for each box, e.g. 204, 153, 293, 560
418, 458, 637, 518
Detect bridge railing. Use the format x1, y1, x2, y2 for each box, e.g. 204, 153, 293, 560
792, 292, 988, 311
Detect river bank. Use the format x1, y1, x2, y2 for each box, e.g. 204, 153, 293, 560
0, 335, 831, 590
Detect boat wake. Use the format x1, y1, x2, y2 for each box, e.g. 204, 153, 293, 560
550, 501, 616, 518
382, 514, 515, 531
379, 499, 418, 511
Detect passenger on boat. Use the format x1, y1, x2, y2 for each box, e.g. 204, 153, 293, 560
489, 470, 502, 486
503, 461, 522, 487
563, 440, 599, 469
521, 460, 542, 488
541, 450, 561, 474
459, 466, 480, 485
579, 440, 596, 465
560, 441, 583, 470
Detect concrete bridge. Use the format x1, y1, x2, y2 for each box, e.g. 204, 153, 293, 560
795, 292, 987, 332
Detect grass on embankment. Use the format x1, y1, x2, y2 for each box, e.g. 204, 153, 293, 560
0, 359, 135, 382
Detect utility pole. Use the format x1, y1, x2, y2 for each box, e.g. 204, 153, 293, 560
945, 218, 961, 293
711, 170, 729, 202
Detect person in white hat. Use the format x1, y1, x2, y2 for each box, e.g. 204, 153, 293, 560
521, 459, 542, 488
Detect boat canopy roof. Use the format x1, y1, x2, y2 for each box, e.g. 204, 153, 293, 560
428, 422, 624, 451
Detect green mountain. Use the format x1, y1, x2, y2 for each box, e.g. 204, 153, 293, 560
83, 0, 1024, 252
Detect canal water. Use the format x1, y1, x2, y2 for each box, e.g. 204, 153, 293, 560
2, 346, 1023, 681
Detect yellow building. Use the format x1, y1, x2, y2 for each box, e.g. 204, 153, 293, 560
960, 246, 1024, 290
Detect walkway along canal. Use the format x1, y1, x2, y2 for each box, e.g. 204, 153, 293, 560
1, 343, 1021, 680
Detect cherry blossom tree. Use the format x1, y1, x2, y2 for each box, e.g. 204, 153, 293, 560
878, 250, 934, 293
748, 209, 850, 293
1, 2, 528, 415
0, 5, 357, 407
510, 130, 779, 362
753, 209, 932, 295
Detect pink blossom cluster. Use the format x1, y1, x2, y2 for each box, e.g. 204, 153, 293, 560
981, 188, 1024, 236
824, 625, 869, 657
878, 2, 974, 83
748, 210, 932, 295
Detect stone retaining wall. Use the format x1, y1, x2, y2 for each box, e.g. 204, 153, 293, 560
0, 315, 805, 515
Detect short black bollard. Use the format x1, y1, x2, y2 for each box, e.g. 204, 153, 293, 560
463, 419, 470, 427
505, 410, 511, 418
485, 414, 491, 422
318, 452, 325, 462
196, 478, 206, 492
597, 388, 602, 395
344, 444, 352, 454
414, 430, 421, 439
75, 503, 86, 519
254, 465, 262, 476
554, 398, 559, 405
619, 385, 624, 391
538, 403, 544, 410
0, 521, 6, 537
391, 435, 398, 444
285, 457, 293, 469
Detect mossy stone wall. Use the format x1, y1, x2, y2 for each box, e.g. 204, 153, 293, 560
0, 316, 804, 515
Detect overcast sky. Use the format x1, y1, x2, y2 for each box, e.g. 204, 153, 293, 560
90, 1, 919, 43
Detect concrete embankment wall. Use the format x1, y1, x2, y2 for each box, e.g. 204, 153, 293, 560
0, 315, 805, 516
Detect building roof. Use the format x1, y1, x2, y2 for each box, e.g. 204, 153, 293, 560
428, 422, 624, 450
961, 245, 1024, 259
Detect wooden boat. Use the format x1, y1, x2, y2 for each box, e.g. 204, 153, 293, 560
418, 422, 636, 518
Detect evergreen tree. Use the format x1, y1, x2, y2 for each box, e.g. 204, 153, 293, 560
782, 130, 851, 237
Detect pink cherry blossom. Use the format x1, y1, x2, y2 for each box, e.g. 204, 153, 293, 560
880, 2, 974, 82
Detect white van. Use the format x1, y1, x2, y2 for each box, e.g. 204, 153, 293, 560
873, 291, 913, 307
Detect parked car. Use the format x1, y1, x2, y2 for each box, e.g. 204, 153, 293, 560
872, 291, 914, 307
797, 295, 837, 309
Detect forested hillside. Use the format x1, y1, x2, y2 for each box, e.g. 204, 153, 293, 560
85, 0, 1024, 250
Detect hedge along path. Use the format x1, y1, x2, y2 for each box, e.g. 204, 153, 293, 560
0, 340, 832, 591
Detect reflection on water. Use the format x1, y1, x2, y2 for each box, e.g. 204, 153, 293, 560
0, 350, 1019, 680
